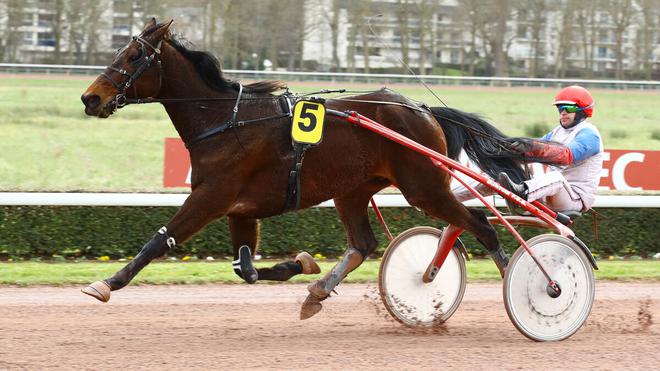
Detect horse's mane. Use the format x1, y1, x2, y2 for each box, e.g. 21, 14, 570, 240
164, 33, 287, 94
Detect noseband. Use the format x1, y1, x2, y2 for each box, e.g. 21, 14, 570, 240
101, 35, 163, 110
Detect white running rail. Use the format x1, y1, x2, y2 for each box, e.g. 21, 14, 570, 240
0, 193, 658, 208
2, 63, 660, 90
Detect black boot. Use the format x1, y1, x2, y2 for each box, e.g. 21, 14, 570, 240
497, 172, 528, 214
232, 245, 258, 284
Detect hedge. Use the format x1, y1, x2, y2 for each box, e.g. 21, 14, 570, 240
0, 206, 658, 260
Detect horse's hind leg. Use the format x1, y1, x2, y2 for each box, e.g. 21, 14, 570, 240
228, 217, 320, 283
82, 188, 225, 302
300, 183, 380, 319
387, 147, 509, 274
401, 180, 509, 276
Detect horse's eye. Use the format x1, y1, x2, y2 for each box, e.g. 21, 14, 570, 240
129, 51, 141, 62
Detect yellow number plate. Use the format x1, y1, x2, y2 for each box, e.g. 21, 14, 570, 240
291, 100, 325, 145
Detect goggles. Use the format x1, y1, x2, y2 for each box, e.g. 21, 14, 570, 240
556, 104, 582, 113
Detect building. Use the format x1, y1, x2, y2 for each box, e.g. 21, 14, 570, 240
1, 0, 659, 78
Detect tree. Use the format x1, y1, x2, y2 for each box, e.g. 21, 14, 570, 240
329, 0, 341, 70
604, 0, 635, 79
491, 0, 512, 77
471, 0, 512, 77
456, 0, 481, 75
346, 1, 364, 73
415, 0, 436, 75
0, 2, 9, 62
396, 0, 411, 73
553, 0, 580, 78
636, 0, 660, 79
2, 1, 25, 62
358, 0, 371, 73
221, 0, 241, 69
518, 0, 546, 77
292, 0, 317, 70
575, 5, 598, 78
140, 0, 168, 20
64, 0, 88, 64
83, 2, 105, 64
50, 0, 65, 64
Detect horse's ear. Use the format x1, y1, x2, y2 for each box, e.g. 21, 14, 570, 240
143, 18, 157, 32
150, 19, 173, 41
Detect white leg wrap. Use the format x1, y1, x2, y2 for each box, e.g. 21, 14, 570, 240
157, 226, 176, 248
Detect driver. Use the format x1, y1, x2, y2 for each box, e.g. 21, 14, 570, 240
454, 85, 604, 213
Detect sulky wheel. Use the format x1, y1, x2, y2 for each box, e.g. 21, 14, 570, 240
503, 234, 595, 341
379, 227, 467, 327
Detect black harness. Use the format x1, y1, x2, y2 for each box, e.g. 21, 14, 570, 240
183, 89, 305, 211
185, 86, 294, 149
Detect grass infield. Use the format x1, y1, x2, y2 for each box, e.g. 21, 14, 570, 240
0, 259, 658, 286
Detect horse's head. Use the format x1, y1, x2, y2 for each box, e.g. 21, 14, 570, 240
81, 18, 172, 118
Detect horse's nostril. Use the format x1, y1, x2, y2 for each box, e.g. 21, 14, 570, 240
81, 94, 101, 109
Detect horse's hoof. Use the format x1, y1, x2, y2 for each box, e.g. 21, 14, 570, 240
295, 252, 321, 275
244, 271, 258, 284
307, 279, 330, 299
300, 294, 323, 320
81, 280, 111, 303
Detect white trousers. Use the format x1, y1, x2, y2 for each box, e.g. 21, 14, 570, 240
452, 171, 584, 212
524, 171, 584, 211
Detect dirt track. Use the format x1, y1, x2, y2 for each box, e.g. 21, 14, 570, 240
0, 282, 658, 370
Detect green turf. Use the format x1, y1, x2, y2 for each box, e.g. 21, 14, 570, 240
1, 75, 659, 192
0, 259, 657, 286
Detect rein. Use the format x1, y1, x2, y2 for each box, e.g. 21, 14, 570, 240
103, 36, 514, 154
331, 98, 517, 154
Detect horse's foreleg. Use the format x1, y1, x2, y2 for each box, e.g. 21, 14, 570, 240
228, 217, 320, 283
81, 227, 175, 301
300, 189, 378, 319
82, 189, 224, 302
300, 247, 365, 320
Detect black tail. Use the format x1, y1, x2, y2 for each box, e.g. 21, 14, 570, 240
430, 107, 527, 183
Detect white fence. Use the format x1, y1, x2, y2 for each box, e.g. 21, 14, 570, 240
1, 193, 658, 208
2, 63, 660, 90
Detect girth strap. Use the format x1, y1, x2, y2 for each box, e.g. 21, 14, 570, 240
284, 142, 308, 212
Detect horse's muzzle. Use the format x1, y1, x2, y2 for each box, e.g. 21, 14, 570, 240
81, 93, 115, 118
81, 93, 102, 116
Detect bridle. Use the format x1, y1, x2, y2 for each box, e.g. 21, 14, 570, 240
101, 35, 163, 111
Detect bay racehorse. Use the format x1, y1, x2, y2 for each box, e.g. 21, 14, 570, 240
80, 19, 526, 319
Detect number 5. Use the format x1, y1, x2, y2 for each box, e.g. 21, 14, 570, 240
298, 103, 317, 132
